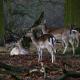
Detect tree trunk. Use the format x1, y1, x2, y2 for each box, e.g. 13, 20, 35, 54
0, 0, 5, 46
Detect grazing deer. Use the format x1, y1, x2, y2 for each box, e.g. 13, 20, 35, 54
10, 38, 28, 55
39, 20, 79, 55
26, 28, 56, 63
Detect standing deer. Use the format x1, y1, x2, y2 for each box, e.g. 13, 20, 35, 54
10, 37, 28, 55
62, 29, 79, 54
26, 28, 56, 63
39, 20, 79, 55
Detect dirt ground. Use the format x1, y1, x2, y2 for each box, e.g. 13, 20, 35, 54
0, 52, 80, 80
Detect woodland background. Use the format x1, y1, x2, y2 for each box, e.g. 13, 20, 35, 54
0, 0, 80, 46
0, 0, 80, 80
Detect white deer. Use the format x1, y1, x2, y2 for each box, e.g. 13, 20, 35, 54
26, 28, 56, 63
10, 38, 28, 55
39, 20, 79, 55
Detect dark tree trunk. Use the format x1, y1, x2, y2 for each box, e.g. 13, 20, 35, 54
0, 0, 5, 46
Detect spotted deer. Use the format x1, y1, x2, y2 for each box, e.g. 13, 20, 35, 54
26, 28, 56, 63
39, 20, 79, 55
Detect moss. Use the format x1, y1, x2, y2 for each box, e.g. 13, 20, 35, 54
64, 0, 80, 28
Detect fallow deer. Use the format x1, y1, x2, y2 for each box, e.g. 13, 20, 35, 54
26, 28, 56, 63
10, 38, 28, 55
39, 20, 79, 55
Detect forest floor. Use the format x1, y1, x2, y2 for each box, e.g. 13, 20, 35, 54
0, 50, 80, 80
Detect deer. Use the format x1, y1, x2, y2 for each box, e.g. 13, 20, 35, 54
38, 20, 79, 55
26, 28, 56, 63
62, 29, 79, 54
10, 37, 28, 55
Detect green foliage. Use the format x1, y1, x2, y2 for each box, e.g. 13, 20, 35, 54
64, 0, 80, 28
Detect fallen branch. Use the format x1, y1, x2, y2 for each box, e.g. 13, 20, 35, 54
0, 62, 80, 80
56, 69, 80, 80
0, 62, 29, 73
0, 69, 22, 80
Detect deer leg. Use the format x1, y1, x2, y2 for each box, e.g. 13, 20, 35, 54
69, 40, 75, 55
37, 48, 41, 62
76, 36, 79, 47
62, 40, 65, 48
62, 40, 68, 54
51, 44, 56, 53
40, 49, 42, 61
51, 37, 57, 53
47, 46, 55, 63
54, 47, 57, 53
50, 41, 57, 53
